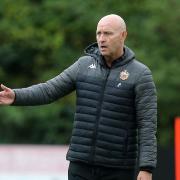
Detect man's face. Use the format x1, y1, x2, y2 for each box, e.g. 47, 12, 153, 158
96, 20, 126, 60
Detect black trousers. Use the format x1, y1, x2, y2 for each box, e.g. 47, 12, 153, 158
68, 162, 136, 180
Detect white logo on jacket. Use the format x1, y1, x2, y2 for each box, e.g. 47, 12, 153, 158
88, 64, 96, 69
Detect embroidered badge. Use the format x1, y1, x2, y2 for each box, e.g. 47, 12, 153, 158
120, 70, 129, 80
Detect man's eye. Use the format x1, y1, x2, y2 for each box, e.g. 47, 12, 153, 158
105, 32, 112, 35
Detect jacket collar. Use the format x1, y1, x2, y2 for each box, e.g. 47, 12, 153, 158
84, 42, 135, 67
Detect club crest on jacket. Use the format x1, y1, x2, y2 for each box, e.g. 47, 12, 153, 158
120, 70, 129, 80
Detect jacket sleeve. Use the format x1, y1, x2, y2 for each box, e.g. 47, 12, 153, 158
12, 60, 80, 106
135, 67, 157, 169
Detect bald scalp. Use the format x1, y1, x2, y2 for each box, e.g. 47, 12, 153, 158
98, 14, 126, 32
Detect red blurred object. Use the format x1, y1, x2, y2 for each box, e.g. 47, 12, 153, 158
175, 117, 180, 180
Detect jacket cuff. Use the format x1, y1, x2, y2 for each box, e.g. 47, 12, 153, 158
10, 90, 17, 105
139, 166, 153, 173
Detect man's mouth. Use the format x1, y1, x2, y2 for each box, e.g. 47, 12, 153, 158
100, 46, 108, 50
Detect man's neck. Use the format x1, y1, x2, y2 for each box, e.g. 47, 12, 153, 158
104, 49, 124, 68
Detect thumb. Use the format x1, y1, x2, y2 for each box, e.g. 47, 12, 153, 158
1, 84, 10, 91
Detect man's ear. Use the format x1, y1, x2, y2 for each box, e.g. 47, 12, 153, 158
122, 31, 127, 40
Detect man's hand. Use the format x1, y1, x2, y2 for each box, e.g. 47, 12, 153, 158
0, 84, 15, 105
137, 171, 152, 180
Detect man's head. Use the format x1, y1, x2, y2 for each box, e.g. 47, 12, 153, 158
96, 14, 127, 62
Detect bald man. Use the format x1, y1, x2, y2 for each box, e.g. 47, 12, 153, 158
0, 14, 157, 180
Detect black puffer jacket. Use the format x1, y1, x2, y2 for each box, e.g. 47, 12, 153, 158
13, 43, 157, 169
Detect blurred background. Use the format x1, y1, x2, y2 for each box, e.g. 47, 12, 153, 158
0, 0, 179, 179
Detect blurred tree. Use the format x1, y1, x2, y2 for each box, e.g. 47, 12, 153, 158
0, 0, 179, 145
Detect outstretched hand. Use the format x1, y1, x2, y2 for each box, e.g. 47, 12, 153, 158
0, 84, 15, 105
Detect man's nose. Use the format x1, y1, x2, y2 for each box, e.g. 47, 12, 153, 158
99, 34, 106, 42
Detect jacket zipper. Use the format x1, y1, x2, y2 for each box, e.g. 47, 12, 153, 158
90, 67, 110, 164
